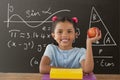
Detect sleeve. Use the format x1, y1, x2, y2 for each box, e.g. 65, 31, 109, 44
43, 44, 53, 61
79, 48, 86, 63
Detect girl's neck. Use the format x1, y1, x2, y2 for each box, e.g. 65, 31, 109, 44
58, 45, 73, 50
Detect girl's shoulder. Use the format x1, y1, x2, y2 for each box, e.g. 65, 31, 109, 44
73, 47, 86, 52
74, 47, 86, 49
46, 44, 58, 49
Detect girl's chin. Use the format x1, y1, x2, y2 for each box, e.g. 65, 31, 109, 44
60, 43, 71, 47
59, 41, 72, 46
61, 42, 69, 45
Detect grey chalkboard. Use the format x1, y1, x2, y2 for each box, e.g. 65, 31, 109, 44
0, 0, 119, 73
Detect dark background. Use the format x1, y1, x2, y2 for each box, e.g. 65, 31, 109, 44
0, 0, 119, 74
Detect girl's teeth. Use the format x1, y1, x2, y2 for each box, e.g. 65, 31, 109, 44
62, 39, 68, 42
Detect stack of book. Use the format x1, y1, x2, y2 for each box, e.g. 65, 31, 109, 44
50, 68, 83, 79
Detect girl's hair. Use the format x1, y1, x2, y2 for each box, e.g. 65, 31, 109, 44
51, 16, 78, 33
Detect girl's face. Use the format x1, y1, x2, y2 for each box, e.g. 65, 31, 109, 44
52, 21, 77, 50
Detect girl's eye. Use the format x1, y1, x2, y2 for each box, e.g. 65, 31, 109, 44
57, 31, 62, 33
68, 30, 72, 33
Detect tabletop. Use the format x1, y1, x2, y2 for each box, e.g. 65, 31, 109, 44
0, 73, 120, 80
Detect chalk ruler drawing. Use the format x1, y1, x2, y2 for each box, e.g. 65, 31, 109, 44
89, 6, 117, 46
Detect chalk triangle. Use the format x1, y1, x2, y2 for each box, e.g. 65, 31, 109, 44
89, 6, 117, 46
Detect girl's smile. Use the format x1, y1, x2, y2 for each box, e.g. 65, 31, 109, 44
61, 38, 69, 43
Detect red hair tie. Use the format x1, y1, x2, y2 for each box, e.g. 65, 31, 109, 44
72, 17, 78, 23
52, 16, 58, 22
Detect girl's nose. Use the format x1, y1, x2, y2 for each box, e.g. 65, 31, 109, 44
62, 32, 68, 37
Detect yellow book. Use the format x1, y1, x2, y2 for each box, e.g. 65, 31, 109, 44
50, 68, 83, 79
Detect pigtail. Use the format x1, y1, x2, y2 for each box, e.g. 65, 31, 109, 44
52, 16, 58, 22
72, 17, 78, 23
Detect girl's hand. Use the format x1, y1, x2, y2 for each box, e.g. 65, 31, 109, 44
87, 29, 102, 43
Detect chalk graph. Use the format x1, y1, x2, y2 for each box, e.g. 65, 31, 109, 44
89, 7, 117, 46
4, 3, 71, 28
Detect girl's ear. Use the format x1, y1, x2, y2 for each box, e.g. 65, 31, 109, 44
51, 33, 55, 39
75, 32, 78, 38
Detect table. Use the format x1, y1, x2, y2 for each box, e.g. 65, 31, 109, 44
0, 73, 120, 80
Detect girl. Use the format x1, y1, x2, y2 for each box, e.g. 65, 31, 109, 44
39, 16, 101, 74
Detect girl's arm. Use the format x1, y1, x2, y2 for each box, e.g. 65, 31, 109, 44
40, 56, 68, 74
81, 40, 94, 73
40, 56, 54, 74
81, 30, 102, 73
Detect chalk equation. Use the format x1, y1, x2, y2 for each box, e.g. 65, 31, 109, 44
93, 48, 115, 68
9, 29, 51, 39
7, 40, 48, 52
95, 58, 115, 67
30, 57, 39, 67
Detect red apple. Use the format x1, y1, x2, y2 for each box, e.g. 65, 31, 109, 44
87, 27, 100, 38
